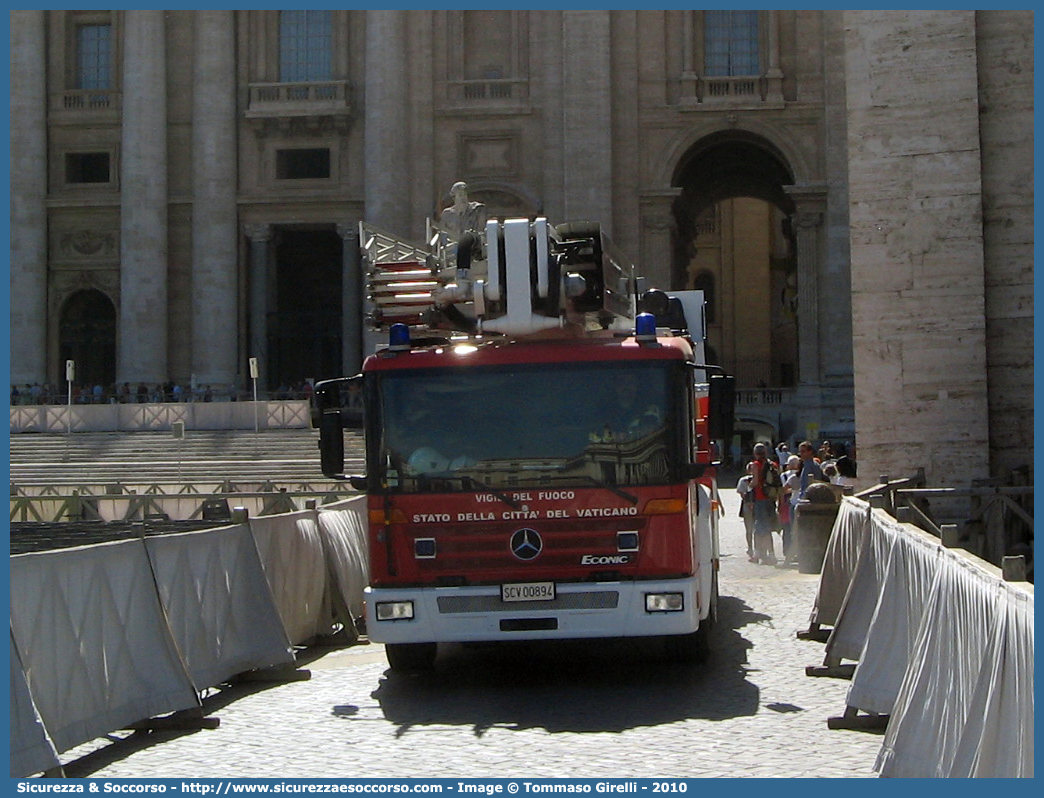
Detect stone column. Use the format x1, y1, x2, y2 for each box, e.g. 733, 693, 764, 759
245, 224, 271, 390
364, 11, 410, 231
562, 11, 613, 229
793, 210, 823, 388
9, 10, 48, 385
784, 186, 827, 390
638, 190, 682, 291
191, 10, 238, 387
119, 10, 168, 383
337, 224, 363, 374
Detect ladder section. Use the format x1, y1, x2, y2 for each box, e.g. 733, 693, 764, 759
359, 222, 440, 330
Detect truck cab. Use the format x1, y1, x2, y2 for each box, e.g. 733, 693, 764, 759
316, 217, 733, 670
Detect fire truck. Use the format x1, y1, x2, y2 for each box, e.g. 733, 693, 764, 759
315, 216, 734, 671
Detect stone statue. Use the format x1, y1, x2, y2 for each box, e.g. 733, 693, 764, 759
440, 181, 488, 238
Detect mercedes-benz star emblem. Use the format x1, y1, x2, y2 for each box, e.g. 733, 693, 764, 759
510, 528, 543, 561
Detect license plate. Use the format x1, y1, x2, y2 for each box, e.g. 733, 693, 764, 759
501, 582, 556, 602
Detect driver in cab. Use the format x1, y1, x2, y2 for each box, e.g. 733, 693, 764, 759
591, 379, 662, 443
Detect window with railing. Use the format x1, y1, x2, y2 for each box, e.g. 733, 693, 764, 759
679, 10, 782, 106
704, 10, 759, 77
76, 23, 111, 89
279, 10, 332, 83
248, 11, 349, 119
448, 10, 528, 104
54, 17, 119, 115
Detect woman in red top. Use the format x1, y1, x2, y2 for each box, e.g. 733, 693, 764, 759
750, 443, 780, 565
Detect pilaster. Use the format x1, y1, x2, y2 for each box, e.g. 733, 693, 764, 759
638, 189, 682, 291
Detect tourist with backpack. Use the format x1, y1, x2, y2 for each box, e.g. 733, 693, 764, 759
750, 442, 783, 565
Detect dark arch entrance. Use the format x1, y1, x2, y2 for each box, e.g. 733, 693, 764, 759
269, 228, 343, 391
670, 131, 799, 394
59, 289, 117, 388
671, 131, 796, 281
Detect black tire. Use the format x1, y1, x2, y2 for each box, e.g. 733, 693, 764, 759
665, 571, 718, 664
385, 642, 437, 672
706, 568, 719, 627
664, 624, 710, 664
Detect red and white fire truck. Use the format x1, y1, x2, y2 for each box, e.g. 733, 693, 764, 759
315, 216, 734, 671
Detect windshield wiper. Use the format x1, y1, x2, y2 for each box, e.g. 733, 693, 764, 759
576, 475, 639, 506
484, 465, 641, 506
405, 472, 520, 509
463, 475, 520, 509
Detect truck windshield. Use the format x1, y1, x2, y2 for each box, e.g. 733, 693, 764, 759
373, 361, 685, 493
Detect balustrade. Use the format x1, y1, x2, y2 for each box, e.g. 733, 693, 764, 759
53, 89, 121, 112
247, 81, 350, 115
448, 78, 528, 102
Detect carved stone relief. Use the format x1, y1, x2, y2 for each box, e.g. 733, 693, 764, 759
54, 228, 119, 261
459, 133, 518, 179
48, 269, 120, 318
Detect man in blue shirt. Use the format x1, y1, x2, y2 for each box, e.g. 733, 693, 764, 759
790, 440, 825, 527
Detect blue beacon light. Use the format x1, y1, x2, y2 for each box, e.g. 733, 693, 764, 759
635, 312, 658, 343
388, 323, 411, 351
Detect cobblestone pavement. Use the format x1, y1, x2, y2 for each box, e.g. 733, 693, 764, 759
62, 487, 883, 779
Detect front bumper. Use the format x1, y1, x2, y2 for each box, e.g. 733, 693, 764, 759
364, 577, 702, 644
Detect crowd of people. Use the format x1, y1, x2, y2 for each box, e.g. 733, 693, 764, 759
735, 438, 857, 567
10, 380, 317, 406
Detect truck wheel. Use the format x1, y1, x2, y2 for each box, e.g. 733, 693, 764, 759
385, 642, 437, 672
666, 572, 717, 664
664, 625, 710, 664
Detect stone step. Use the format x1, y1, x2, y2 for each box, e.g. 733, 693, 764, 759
9, 429, 366, 486
9, 430, 332, 461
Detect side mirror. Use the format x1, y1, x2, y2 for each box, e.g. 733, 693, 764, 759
707, 373, 735, 442
349, 475, 369, 492
314, 376, 361, 479
319, 409, 345, 477
680, 463, 707, 481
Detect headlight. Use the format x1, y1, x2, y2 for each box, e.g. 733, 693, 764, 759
645, 593, 684, 612
375, 601, 415, 621
414, 538, 436, 558
617, 531, 639, 552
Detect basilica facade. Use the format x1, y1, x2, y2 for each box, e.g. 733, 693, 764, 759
9, 10, 1033, 487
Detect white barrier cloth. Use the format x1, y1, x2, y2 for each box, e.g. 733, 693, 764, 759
876, 551, 1034, 777
948, 582, 1034, 777
250, 511, 334, 644
845, 523, 942, 715
810, 497, 868, 627
824, 508, 898, 663
144, 524, 296, 689
10, 540, 200, 753
9, 630, 60, 777
318, 497, 371, 620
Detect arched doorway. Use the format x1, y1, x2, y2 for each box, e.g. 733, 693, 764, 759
671, 133, 798, 391
59, 289, 117, 388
